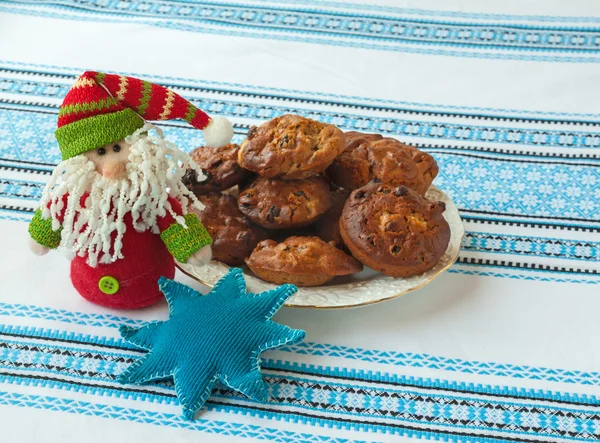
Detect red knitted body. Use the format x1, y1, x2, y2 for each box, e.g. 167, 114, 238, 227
70, 212, 175, 309
51, 194, 184, 309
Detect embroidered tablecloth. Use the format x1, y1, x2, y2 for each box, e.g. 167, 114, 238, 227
1, 1, 599, 442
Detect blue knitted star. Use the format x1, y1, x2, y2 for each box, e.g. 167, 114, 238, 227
118, 268, 305, 419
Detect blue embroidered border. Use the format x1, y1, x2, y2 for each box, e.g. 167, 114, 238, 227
1, 321, 598, 386
2, 4, 600, 63
2, 335, 600, 441
2, 329, 600, 440
3, 58, 600, 119
0, 391, 359, 443
3, 76, 600, 150
2, 334, 598, 406
5, 0, 600, 58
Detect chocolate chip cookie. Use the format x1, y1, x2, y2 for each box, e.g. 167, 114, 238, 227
340, 181, 450, 277
183, 143, 248, 194
245, 236, 363, 286
327, 131, 438, 194
238, 114, 345, 180
315, 188, 349, 248
238, 176, 332, 229
189, 193, 267, 266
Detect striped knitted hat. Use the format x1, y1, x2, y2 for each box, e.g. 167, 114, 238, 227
55, 71, 233, 160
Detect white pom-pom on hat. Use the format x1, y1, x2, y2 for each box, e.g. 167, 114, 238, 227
203, 116, 234, 148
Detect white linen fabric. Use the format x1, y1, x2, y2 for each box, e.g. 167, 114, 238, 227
0, 1, 599, 442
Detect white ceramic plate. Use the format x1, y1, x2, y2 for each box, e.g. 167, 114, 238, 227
178, 186, 464, 309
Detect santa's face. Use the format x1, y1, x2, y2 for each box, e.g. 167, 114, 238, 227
84, 139, 131, 180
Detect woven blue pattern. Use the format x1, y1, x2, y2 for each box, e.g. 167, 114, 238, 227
119, 270, 305, 419
8, 0, 598, 53
0, 392, 358, 443
3, 71, 600, 148
2, 318, 599, 387
462, 231, 600, 261
2, 333, 600, 441
2, 329, 599, 405
3, 1, 600, 62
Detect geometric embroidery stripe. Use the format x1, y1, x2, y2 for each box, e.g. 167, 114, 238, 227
4, 75, 600, 148
2, 340, 598, 408
283, 342, 600, 386
0, 391, 354, 443
1, 339, 597, 408
11, 100, 600, 151
1, 349, 597, 415
264, 363, 600, 407
455, 258, 600, 276
0, 302, 146, 329
0, 213, 31, 223
37, 2, 600, 54
0, 326, 139, 351
1, 373, 598, 443
2, 58, 600, 122
2, 71, 600, 129
4, 3, 600, 63
462, 232, 600, 261
1, 323, 600, 387
448, 267, 600, 285
0, 328, 600, 405
0, 377, 591, 443
1, 366, 599, 440
460, 214, 600, 234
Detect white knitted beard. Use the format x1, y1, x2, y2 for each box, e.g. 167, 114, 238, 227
39, 123, 205, 267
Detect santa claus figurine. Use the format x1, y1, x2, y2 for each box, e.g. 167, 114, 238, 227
27, 71, 233, 309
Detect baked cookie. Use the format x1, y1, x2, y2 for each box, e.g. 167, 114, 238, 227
183, 143, 248, 194
245, 236, 363, 286
327, 131, 438, 194
315, 188, 349, 248
189, 193, 267, 266
340, 181, 450, 277
238, 176, 332, 229
238, 114, 345, 180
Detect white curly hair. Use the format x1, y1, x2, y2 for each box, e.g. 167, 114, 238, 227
39, 123, 205, 267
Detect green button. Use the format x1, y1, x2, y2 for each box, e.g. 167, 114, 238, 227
98, 276, 119, 295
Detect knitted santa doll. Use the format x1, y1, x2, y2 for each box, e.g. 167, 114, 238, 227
28, 71, 234, 309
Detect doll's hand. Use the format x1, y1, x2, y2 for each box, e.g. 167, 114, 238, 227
187, 245, 213, 266
28, 237, 50, 256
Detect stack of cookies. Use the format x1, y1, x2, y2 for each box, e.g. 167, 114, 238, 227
185, 114, 451, 287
